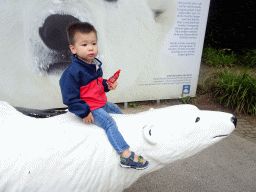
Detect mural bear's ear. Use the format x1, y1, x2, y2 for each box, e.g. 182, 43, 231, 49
142, 124, 157, 145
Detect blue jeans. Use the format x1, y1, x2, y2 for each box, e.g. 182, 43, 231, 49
91, 102, 130, 155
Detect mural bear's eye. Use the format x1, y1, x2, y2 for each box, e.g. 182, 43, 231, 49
195, 117, 200, 123
105, 0, 118, 2
153, 10, 163, 19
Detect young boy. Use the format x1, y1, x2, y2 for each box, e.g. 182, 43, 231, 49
59, 22, 149, 170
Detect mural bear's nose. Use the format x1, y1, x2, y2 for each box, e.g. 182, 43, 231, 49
231, 116, 237, 128
39, 14, 80, 50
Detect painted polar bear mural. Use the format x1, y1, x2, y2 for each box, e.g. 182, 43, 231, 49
0, 101, 237, 192
0, 0, 178, 109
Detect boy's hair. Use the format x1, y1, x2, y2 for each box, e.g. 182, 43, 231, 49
66, 22, 97, 45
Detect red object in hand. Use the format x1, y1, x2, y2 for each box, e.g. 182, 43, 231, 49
107, 69, 121, 87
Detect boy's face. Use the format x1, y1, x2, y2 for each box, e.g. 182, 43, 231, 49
69, 31, 98, 64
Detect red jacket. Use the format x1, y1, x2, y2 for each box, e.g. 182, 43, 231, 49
59, 55, 109, 119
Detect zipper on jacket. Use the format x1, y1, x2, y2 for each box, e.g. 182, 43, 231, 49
97, 79, 107, 103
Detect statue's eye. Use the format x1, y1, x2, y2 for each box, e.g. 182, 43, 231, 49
195, 117, 200, 123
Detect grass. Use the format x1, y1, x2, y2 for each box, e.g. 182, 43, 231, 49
202, 47, 256, 68
213, 69, 256, 115
202, 46, 256, 116
202, 47, 237, 67
237, 49, 256, 68
129, 102, 137, 108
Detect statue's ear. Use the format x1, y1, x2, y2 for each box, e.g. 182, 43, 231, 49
142, 124, 157, 145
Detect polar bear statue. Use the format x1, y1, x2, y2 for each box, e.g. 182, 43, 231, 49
0, 0, 178, 109
0, 101, 237, 192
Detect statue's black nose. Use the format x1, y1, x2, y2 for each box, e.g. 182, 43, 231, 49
39, 14, 80, 50
231, 116, 237, 128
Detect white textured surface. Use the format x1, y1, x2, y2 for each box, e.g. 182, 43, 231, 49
0, 101, 235, 191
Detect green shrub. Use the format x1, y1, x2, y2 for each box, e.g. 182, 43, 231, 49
202, 46, 256, 68
202, 47, 237, 67
237, 49, 256, 68
213, 69, 256, 115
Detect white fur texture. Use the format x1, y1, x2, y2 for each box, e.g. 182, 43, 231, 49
0, 0, 178, 109
0, 101, 235, 192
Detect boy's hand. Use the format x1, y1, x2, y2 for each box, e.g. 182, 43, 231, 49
108, 81, 118, 90
83, 112, 95, 124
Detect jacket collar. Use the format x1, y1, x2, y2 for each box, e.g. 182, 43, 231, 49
72, 54, 102, 68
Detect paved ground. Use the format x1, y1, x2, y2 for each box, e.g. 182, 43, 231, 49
235, 118, 256, 144
120, 104, 256, 192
